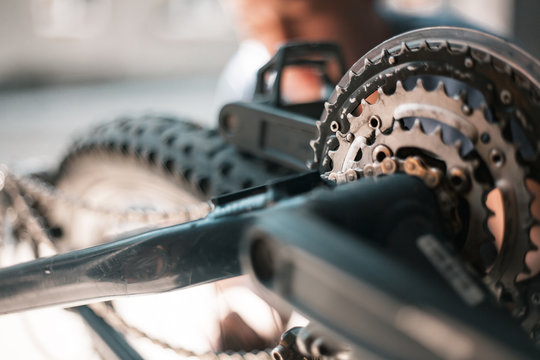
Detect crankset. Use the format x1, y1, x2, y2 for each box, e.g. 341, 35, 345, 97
219, 26, 540, 354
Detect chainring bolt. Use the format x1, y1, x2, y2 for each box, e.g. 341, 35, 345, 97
368, 115, 381, 129
330, 121, 340, 132
404, 157, 426, 177
448, 167, 470, 193
461, 104, 472, 115
345, 133, 354, 142
489, 148, 505, 167
500, 89, 512, 105
464, 57, 474, 68
388, 56, 396, 65
404, 159, 416, 173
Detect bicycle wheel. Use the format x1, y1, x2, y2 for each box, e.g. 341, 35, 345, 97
41, 114, 292, 357
47, 114, 288, 249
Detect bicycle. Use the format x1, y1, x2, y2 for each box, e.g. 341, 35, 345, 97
1, 26, 540, 359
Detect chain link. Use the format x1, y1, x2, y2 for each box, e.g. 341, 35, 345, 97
11, 170, 213, 224
2, 172, 57, 255
0, 165, 271, 360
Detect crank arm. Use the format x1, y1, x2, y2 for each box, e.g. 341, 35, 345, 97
0, 171, 428, 313
241, 183, 540, 359
0, 172, 322, 313
0, 172, 439, 314
0, 209, 249, 313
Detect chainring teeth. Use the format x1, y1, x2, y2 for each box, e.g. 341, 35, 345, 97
314, 30, 540, 169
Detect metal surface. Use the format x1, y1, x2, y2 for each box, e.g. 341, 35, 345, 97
327, 82, 494, 269
0, 172, 323, 313
311, 26, 540, 336
0, 215, 248, 313
311, 27, 540, 168
1, 151, 539, 358
271, 327, 309, 360
0, 163, 311, 359
2, 27, 540, 359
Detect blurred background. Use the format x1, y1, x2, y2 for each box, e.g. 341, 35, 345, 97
0, 0, 537, 165
0, 0, 539, 359
0, 0, 238, 165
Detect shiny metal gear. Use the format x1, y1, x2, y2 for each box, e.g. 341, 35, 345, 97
327, 80, 529, 275
312, 27, 540, 336
311, 28, 540, 169
328, 104, 486, 259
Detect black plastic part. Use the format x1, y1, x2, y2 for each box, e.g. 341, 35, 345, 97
243, 175, 540, 360
75, 305, 143, 360
219, 102, 318, 170
219, 42, 346, 171
254, 42, 346, 107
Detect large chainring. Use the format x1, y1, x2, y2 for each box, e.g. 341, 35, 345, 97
311, 27, 540, 336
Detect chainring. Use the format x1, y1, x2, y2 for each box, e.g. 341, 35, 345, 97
311, 27, 540, 336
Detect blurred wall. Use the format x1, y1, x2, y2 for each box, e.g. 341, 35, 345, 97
1, 0, 538, 89
0, 0, 237, 88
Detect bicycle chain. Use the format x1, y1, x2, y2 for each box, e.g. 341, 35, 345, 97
11, 169, 213, 224
0, 166, 271, 360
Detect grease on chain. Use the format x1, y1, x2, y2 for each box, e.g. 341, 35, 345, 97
327, 155, 442, 189
0, 165, 271, 360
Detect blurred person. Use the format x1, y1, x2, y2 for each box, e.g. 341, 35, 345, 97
214, 0, 391, 112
